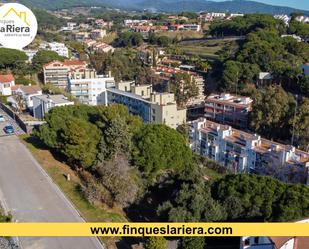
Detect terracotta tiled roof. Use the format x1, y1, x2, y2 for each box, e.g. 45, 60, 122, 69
0, 74, 14, 83
63, 60, 86, 67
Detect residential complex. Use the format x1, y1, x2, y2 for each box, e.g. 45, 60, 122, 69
33, 94, 74, 120
107, 81, 186, 129
69, 74, 115, 105
43, 60, 88, 88
0, 74, 15, 96
40, 42, 69, 58
204, 93, 253, 129
189, 118, 309, 184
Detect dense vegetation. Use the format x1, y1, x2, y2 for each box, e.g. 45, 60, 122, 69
209, 14, 309, 148
34, 105, 309, 223
89, 49, 152, 82
210, 14, 286, 36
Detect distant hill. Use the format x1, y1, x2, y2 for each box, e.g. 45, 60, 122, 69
5, 0, 309, 15
131, 0, 309, 15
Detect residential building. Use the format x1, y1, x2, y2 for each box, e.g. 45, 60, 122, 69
12, 85, 42, 110
295, 15, 309, 24
107, 81, 186, 129
95, 19, 113, 29
0, 74, 15, 96
258, 72, 273, 86
90, 29, 107, 40
241, 219, 309, 249
48, 42, 69, 57
274, 14, 291, 26
189, 118, 309, 184
69, 74, 115, 105
93, 42, 115, 53
22, 49, 38, 62
169, 24, 201, 32
43, 60, 88, 88
33, 94, 74, 120
74, 32, 89, 42
40, 42, 69, 58
204, 93, 253, 129
152, 66, 205, 101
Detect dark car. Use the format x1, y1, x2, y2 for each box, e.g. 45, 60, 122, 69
4, 124, 14, 134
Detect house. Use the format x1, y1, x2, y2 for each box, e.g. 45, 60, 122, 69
33, 94, 74, 120
12, 85, 42, 110
107, 81, 187, 129
90, 29, 107, 40
258, 72, 273, 86
189, 118, 309, 184
204, 93, 253, 129
93, 42, 114, 53
241, 219, 309, 249
0, 74, 15, 96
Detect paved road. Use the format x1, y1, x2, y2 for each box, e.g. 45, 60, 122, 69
0, 109, 24, 136
0, 135, 104, 249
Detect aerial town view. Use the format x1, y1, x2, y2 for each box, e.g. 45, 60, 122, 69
0, 0, 308, 248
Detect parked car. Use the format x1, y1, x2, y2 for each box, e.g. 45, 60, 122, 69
0, 115, 4, 122
4, 124, 14, 134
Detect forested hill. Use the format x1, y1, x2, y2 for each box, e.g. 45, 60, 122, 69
4, 0, 309, 15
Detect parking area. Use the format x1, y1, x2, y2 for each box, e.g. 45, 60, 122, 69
0, 108, 25, 136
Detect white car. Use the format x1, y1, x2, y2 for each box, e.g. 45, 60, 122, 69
0, 115, 5, 122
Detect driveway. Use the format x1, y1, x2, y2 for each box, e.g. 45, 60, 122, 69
0, 135, 104, 249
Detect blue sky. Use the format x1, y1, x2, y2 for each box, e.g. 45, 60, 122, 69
213, 0, 309, 11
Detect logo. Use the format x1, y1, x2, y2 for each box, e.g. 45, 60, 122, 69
0, 3, 37, 49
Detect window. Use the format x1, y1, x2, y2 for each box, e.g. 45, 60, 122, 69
254, 237, 259, 244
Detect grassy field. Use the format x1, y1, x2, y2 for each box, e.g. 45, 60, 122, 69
157, 30, 204, 40
178, 39, 238, 59
20, 135, 126, 223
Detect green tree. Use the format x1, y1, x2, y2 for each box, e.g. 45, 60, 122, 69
145, 237, 167, 249
60, 117, 101, 168
0, 48, 28, 69
181, 237, 205, 249
32, 50, 65, 71
250, 85, 293, 139
133, 124, 193, 180
170, 73, 199, 107
290, 98, 309, 150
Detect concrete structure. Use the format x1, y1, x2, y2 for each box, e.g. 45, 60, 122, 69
90, 29, 106, 40
43, 60, 88, 88
12, 85, 42, 110
169, 24, 201, 32
48, 42, 69, 57
107, 82, 186, 129
0, 74, 15, 96
40, 42, 69, 58
33, 94, 74, 119
189, 118, 309, 184
204, 93, 253, 129
69, 74, 115, 105
274, 14, 291, 26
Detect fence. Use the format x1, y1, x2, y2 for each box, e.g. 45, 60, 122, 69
0, 102, 31, 134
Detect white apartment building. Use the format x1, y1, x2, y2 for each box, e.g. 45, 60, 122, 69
69, 74, 115, 105
0, 74, 15, 96
274, 14, 291, 26
189, 118, 309, 184
33, 94, 74, 120
48, 42, 69, 57
43, 60, 88, 88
